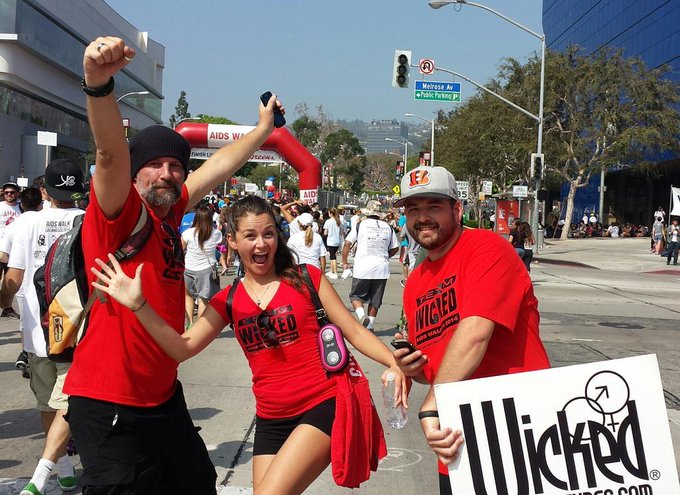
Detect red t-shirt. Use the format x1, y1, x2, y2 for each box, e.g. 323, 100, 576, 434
64, 183, 188, 407
404, 229, 550, 475
209, 265, 336, 419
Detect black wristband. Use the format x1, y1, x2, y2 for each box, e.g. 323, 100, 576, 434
81, 76, 115, 97
418, 410, 439, 420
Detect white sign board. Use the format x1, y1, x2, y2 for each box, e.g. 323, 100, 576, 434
244, 183, 258, 193
37, 131, 57, 147
190, 148, 284, 164
456, 181, 469, 201
17, 177, 29, 188
435, 354, 679, 495
482, 180, 493, 195
300, 188, 318, 205
513, 185, 528, 198
206, 124, 256, 147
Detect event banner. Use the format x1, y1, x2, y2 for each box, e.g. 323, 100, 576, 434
434, 354, 679, 495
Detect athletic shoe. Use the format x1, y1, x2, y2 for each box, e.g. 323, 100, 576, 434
57, 471, 78, 492
327, 272, 338, 279
1, 307, 19, 319
15, 350, 28, 369
20, 482, 43, 495
399, 279, 406, 288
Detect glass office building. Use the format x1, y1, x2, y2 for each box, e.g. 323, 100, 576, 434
0, 0, 165, 183
543, 0, 680, 225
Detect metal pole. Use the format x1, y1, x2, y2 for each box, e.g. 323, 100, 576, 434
404, 141, 409, 170
532, 36, 546, 253
599, 168, 605, 223
430, 118, 435, 166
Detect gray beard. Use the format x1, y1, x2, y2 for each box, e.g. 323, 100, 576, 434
138, 182, 181, 207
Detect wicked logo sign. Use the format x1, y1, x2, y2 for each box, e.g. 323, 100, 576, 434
434, 355, 679, 495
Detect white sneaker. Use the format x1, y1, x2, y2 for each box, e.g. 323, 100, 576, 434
327, 272, 338, 279
341, 268, 353, 279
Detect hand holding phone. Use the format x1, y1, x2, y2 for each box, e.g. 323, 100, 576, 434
390, 338, 418, 355
260, 91, 286, 128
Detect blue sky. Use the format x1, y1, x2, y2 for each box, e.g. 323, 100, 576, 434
105, 0, 544, 127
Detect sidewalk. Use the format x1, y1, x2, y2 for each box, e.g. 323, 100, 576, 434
535, 236, 678, 274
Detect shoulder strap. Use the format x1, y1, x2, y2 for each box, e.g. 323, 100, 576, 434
299, 264, 328, 326
113, 203, 153, 262
88, 203, 154, 310
225, 277, 241, 325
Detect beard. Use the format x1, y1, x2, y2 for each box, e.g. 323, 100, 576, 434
138, 180, 181, 207
411, 220, 458, 250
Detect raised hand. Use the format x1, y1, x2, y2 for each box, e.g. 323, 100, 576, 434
91, 253, 145, 311
83, 36, 136, 88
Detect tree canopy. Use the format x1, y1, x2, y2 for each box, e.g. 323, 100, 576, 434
434, 46, 680, 238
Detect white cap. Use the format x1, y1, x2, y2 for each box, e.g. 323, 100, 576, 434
395, 166, 458, 207
297, 212, 314, 226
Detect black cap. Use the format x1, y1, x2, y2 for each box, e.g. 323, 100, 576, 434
129, 125, 191, 178
45, 159, 85, 201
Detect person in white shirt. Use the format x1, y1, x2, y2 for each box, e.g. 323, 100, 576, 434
341, 207, 399, 331
5, 159, 84, 495
666, 219, 679, 266
181, 204, 223, 324
653, 206, 665, 223
607, 223, 620, 238
0, 181, 21, 242
322, 208, 344, 279
0, 187, 43, 377
287, 212, 327, 271
280, 200, 319, 236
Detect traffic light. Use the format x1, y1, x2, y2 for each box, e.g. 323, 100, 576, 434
392, 50, 412, 88
395, 160, 404, 180
531, 153, 544, 180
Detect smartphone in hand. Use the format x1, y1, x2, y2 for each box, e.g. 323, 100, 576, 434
260, 91, 286, 128
390, 338, 418, 355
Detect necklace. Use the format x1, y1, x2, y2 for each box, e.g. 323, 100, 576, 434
253, 282, 273, 306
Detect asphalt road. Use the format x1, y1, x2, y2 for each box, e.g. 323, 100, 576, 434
1, 236, 678, 494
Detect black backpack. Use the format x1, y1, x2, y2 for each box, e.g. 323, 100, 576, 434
33, 205, 153, 362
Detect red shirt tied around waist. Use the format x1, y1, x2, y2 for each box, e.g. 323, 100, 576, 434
87, 195, 406, 493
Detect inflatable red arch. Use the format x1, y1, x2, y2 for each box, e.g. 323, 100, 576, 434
176, 123, 321, 202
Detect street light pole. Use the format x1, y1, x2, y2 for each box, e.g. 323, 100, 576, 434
405, 112, 435, 166
429, 0, 545, 246
385, 137, 411, 170
116, 90, 150, 103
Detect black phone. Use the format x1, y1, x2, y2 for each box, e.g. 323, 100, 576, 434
260, 91, 286, 128
390, 338, 418, 354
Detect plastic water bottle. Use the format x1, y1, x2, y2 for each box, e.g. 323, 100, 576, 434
382, 372, 408, 429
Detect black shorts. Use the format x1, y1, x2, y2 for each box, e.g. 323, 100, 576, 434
440, 473, 453, 495
327, 245, 339, 259
66, 381, 216, 495
349, 278, 388, 309
253, 398, 335, 456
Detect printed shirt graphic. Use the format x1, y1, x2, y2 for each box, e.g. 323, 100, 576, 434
405, 229, 549, 386
0, 202, 21, 240
345, 219, 399, 279
404, 229, 550, 475
8, 208, 83, 356
64, 183, 189, 407
210, 265, 335, 419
